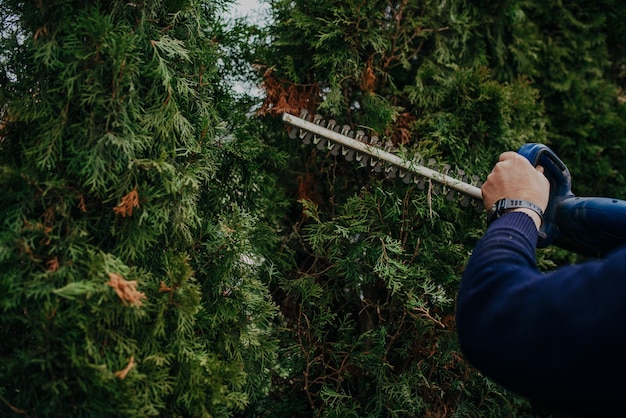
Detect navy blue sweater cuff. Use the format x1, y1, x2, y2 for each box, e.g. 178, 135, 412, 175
487, 211, 539, 246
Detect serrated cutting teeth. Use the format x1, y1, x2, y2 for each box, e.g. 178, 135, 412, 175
342, 146, 353, 160
356, 152, 369, 165
385, 165, 397, 179
299, 128, 311, 144
283, 110, 484, 210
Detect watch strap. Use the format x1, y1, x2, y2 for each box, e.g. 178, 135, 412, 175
487, 198, 544, 226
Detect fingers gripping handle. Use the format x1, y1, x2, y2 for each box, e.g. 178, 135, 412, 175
517, 143, 574, 248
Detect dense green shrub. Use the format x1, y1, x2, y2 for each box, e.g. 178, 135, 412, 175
0, 1, 280, 416
249, 0, 626, 416
1, 0, 624, 416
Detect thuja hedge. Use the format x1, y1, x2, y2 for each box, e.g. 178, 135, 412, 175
1, 0, 624, 417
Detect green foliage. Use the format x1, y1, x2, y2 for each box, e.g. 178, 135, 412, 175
252, 0, 626, 416
2, 0, 625, 416
525, 1, 626, 197
0, 0, 281, 416
457, 0, 626, 196
248, 185, 537, 417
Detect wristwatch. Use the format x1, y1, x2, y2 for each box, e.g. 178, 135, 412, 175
487, 198, 544, 226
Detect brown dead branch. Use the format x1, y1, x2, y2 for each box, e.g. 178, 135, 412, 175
114, 356, 135, 380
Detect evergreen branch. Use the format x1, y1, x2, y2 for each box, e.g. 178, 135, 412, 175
0, 394, 28, 416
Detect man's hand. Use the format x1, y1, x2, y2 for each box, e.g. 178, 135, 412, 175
482, 152, 550, 229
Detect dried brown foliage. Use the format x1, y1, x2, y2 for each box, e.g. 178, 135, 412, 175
257, 66, 320, 117
389, 111, 416, 145
297, 173, 322, 205
113, 186, 140, 217
105, 272, 147, 307
360, 57, 376, 93
47, 257, 60, 272
159, 280, 173, 293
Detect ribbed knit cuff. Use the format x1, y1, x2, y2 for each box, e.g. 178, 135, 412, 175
487, 211, 539, 245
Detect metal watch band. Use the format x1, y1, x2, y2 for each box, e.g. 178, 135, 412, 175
487, 198, 544, 226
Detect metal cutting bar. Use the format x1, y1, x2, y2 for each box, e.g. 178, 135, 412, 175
282, 112, 483, 200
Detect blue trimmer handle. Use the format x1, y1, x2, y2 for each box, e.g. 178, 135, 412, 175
517, 143, 626, 257
517, 143, 574, 249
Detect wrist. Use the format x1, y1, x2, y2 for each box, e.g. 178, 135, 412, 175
487, 198, 544, 230
508, 208, 542, 230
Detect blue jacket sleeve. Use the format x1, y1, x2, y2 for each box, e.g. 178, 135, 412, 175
457, 212, 626, 410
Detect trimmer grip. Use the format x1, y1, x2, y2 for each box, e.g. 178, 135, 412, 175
517, 143, 574, 248
555, 197, 626, 257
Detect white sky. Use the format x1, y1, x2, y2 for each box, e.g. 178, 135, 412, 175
230, 0, 267, 20
227, 0, 269, 97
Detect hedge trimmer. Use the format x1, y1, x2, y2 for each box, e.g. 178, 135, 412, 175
282, 110, 626, 258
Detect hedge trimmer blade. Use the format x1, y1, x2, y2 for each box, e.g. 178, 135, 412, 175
282, 110, 484, 210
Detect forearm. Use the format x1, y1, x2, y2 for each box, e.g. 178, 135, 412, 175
457, 212, 626, 404
457, 212, 541, 378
